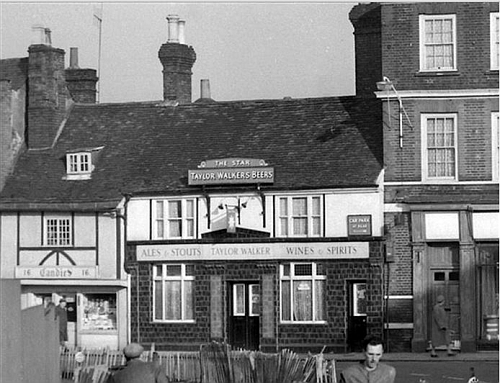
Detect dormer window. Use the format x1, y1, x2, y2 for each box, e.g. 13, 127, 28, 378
64, 147, 103, 180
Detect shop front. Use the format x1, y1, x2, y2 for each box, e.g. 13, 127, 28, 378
128, 240, 384, 353
20, 282, 128, 349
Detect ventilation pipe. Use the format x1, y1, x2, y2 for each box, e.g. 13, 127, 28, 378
69, 47, 79, 69
167, 14, 179, 43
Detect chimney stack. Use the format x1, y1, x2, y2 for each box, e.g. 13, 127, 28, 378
27, 27, 70, 148
158, 15, 196, 104
65, 47, 98, 104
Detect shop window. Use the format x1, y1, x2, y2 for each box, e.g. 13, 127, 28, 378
44, 215, 72, 246
421, 114, 457, 182
491, 13, 499, 70
280, 262, 326, 323
82, 294, 117, 331
476, 244, 499, 340
153, 264, 194, 322
277, 196, 322, 237
419, 14, 457, 72
154, 199, 195, 239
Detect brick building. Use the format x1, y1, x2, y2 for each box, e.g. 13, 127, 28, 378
350, 2, 499, 352
1, 16, 386, 352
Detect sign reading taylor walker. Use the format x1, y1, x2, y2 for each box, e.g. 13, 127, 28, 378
188, 158, 274, 185
137, 242, 369, 261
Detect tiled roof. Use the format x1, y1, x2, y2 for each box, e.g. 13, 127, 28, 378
0, 57, 28, 90
0, 96, 383, 209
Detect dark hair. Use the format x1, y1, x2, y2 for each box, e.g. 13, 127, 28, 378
362, 335, 384, 350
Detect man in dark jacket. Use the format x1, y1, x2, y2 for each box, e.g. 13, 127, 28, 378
55, 299, 68, 346
108, 343, 169, 383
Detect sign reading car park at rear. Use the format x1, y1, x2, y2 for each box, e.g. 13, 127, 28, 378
188, 157, 274, 185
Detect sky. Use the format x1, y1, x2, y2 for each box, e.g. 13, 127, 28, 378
0, 1, 357, 103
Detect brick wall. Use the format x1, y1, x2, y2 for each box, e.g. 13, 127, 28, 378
127, 241, 385, 353
381, 3, 499, 91
383, 98, 499, 183
27, 44, 69, 149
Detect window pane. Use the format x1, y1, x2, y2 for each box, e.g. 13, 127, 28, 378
156, 201, 164, 218
155, 281, 163, 320
185, 264, 195, 276
165, 281, 181, 320
280, 218, 288, 236
279, 198, 288, 215
294, 263, 312, 276
183, 281, 194, 320
282, 264, 290, 277
315, 280, 325, 321
293, 198, 307, 215
169, 201, 181, 218
312, 217, 320, 236
281, 281, 291, 321
312, 197, 320, 215
250, 285, 260, 316
157, 220, 164, 238
293, 217, 307, 235
186, 219, 194, 237
166, 265, 182, 277
234, 284, 245, 315
293, 281, 312, 321
169, 221, 181, 237
186, 200, 194, 217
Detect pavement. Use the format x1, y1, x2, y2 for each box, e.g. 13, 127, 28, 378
329, 351, 499, 362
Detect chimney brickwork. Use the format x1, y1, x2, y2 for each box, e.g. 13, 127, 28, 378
158, 15, 196, 104
65, 48, 98, 104
27, 43, 69, 148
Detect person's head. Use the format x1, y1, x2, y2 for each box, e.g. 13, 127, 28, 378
123, 343, 144, 361
436, 295, 445, 305
362, 335, 385, 371
59, 299, 67, 308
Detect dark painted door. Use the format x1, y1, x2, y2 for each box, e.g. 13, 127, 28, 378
229, 282, 260, 350
347, 281, 367, 351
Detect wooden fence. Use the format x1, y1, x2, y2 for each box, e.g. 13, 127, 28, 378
61, 343, 337, 383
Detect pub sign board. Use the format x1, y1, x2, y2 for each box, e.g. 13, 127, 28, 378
348, 215, 372, 236
188, 158, 274, 186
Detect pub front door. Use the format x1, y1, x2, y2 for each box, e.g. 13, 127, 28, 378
228, 282, 260, 350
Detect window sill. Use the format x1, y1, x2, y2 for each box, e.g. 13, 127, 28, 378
415, 71, 459, 77
280, 321, 328, 325
152, 320, 196, 324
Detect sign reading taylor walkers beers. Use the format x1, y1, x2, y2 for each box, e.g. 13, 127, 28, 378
137, 242, 369, 262
188, 158, 274, 185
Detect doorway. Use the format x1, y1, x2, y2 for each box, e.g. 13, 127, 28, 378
427, 244, 461, 348
228, 282, 260, 350
347, 281, 367, 351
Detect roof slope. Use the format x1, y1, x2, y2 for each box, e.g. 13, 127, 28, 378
0, 96, 383, 208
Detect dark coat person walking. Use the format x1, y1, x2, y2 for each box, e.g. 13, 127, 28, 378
108, 343, 170, 383
430, 295, 455, 357
55, 299, 68, 346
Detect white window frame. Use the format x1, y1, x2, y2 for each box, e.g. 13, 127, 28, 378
419, 14, 457, 72
421, 113, 458, 182
492, 112, 499, 182
153, 199, 195, 239
153, 264, 195, 323
277, 196, 322, 238
44, 215, 72, 246
67, 152, 92, 175
280, 263, 326, 324
491, 12, 500, 70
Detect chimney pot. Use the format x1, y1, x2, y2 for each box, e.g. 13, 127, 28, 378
178, 20, 186, 44
69, 47, 79, 68
44, 28, 52, 45
200, 79, 211, 99
31, 25, 46, 45
167, 14, 180, 43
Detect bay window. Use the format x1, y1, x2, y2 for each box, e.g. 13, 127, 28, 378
280, 263, 326, 323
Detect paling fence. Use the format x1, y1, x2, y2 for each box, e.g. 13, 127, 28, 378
61, 342, 337, 383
